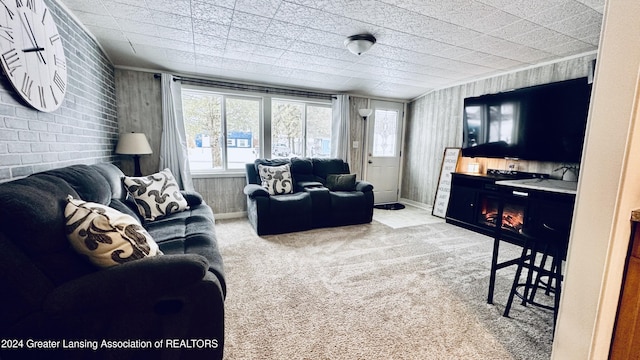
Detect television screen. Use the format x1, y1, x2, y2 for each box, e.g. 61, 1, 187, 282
461, 78, 592, 163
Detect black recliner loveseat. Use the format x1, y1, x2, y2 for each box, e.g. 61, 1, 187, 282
0, 163, 225, 360
244, 157, 374, 235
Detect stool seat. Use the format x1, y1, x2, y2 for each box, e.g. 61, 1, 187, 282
503, 224, 569, 330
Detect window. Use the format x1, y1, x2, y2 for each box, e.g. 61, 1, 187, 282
271, 99, 331, 159
182, 87, 332, 172
182, 89, 261, 171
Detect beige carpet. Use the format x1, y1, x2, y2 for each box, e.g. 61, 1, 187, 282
216, 218, 554, 360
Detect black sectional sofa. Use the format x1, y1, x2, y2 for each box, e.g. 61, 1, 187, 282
0, 163, 225, 360
244, 157, 374, 235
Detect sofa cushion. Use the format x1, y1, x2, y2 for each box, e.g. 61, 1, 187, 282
258, 163, 293, 195
312, 158, 349, 180
123, 169, 189, 221
65, 196, 161, 268
326, 174, 356, 191
42, 165, 112, 205
290, 157, 315, 183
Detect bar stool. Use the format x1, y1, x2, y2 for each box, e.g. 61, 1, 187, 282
503, 223, 570, 328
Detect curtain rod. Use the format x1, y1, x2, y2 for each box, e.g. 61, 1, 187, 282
154, 73, 336, 100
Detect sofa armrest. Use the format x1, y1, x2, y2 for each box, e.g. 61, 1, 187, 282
244, 184, 270, 198
356, 180, 374, 192
181, 190, 203, 207
44, 254, 209, 314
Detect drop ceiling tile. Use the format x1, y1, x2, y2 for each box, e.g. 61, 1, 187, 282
60, 0, 105, 14
527, 1, 591, 26
102, 2, 154, 23
152, 12, 193, 32
115, 19, 159, 36
297, 28, 347, 48
235, 0, 282, 17
72, 11, 120, 29
265, 20, 307, 40
231, 11, 273, 33
192, 19, 230, 37
145, 0, 192, 17
126, 33, 194, 52
195, 44, 225, 56
489, 19, 542, 41
252, 44, 286, 58
227, 27, 264, 43
195, 54, 223, 67
545, 39, 594, 56
194, 33, 227, 48
165, 49, 196, 64
272, 1, 322, 26
547, 9, 603, 38
191, 2, 234, 25
225, 40, 257, 54
155, 27, 194, 43
261, 34, 296, 50
85, 26, 126, 41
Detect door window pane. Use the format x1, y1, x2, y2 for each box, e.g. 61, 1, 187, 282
372, 109, 398, 157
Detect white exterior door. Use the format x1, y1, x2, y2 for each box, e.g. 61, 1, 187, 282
365, 100, 404, 205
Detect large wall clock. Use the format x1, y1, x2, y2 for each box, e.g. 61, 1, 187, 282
0, 0, 67, 112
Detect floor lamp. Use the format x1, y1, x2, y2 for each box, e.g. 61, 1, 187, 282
115, 132, 152, 177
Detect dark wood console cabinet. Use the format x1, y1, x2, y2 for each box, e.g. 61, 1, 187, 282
446, 172, 576, 304
446, 173, 576, 241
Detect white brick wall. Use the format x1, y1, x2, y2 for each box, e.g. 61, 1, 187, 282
0, 0, 117, 181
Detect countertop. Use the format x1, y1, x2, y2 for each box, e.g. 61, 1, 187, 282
495, 178, 578, 195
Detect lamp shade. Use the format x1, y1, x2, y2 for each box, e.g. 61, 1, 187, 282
344, 34, 376, 55
358, 109, 373, 117
115, 133, 152, 155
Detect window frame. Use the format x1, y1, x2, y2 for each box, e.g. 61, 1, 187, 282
181, 85, 332, 176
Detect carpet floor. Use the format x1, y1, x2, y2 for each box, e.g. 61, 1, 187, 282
216, 218, 554, 360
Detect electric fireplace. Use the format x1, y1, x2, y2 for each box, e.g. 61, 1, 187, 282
477, 195, 526, 234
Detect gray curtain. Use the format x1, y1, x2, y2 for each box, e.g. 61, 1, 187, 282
159, 73, 193, 191
330, 94, 350, 162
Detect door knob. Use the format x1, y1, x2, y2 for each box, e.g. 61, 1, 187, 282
368, 160, 373, 164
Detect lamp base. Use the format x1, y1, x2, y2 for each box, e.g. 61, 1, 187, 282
133, 155, 142, 177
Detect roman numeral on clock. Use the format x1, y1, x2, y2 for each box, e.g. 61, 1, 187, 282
25, 0, 35, 11
54, 54, 66, 69
38, 85, 45, 108
20, 73, 33, 99
49, 34, 60, 45
2, 48, 21, 76
49, 85, 58, 105
53, 70, 65, 93
0, 24, 14, 43
0, 0, 15, 19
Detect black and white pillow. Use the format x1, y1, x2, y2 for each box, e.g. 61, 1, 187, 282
258, 164, 293, 195
64, 196, 161, 268
123, 168, 189, 221
326, 174, 356, 191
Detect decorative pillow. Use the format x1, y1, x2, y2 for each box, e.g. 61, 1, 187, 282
123, 169, 189, 221
326, 174, 356, 191
64, 196, 161, 268
258, 164, 293, 195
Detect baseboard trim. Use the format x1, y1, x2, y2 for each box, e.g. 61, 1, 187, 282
399, 198, 433, 212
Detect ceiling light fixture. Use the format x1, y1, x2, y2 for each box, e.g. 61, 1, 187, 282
344, 34, 376, 56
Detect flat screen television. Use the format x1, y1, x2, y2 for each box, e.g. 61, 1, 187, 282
461, 77, 592, 163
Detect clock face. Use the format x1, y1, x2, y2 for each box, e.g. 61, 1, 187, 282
0, 0, 67, 112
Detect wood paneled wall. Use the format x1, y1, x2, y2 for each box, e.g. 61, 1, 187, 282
115, 70, 162, 177
193, 176, 247, 216
349, 96, 369, 179
402, 53, 597, 207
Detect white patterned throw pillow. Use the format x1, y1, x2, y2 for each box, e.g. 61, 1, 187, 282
65, 196, 161, 268
123, 168, 189, 221
258, 164, 293, 195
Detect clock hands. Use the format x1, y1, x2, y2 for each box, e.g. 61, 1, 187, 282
19, 13, 46, 64
23, 47, 45, 53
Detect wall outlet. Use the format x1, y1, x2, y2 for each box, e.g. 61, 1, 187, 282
352, 141, 359, 149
